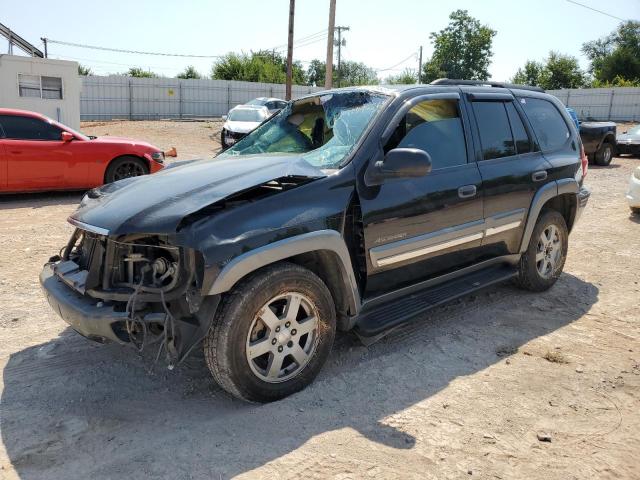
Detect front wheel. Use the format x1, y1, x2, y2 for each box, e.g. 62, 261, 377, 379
104, 156, 149, 183
204, 263, 336, 403
515, 210, 568, 292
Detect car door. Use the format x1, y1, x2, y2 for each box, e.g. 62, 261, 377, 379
358, 93, 484, 298
465, 92, 553, 256
0, 114, 71, 191
0, 134, 7, 191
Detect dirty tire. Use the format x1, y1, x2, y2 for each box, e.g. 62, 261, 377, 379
204, 262, 336, 403
594, 142, 613, 166
515, 210, 568, 292
104, 156, 149, 184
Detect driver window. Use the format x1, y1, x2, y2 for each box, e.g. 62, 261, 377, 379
0, 115, 62, 141
384, 99, 468, 170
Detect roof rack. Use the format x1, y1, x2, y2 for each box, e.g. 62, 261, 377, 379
430, 78, 544, 93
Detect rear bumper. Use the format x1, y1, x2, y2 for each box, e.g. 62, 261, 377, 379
40, 263, 132, 344
574, 186, 591, 226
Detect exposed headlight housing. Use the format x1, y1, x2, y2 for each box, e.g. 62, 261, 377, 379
151, 151, 165, 163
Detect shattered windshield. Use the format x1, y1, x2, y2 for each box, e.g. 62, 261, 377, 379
219, 91, 389, 169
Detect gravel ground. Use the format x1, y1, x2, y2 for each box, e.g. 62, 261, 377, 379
0, 121, 639, 479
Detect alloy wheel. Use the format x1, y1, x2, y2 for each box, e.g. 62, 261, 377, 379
245, 292, 319, 383
536, 224, 563, 279
113, 161, 145, 181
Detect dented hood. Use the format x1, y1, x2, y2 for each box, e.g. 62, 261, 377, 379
71, 155, 325, 235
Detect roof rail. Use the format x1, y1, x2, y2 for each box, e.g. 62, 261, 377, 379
430, 78, 544, 93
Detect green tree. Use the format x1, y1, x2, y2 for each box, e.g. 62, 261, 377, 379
583, 21, 640, 84
511, 60, 544, 86
177, 65, 202, 79
538, 52, 586, 89
77, 64, 92, 76
337, 61, 379, 86
307, 59, 326, 86
385, 68, 417, 85
511, 53, 585, 89
211, 50, 306, 84
127, 67, 157, 78
421, 9, 496, 83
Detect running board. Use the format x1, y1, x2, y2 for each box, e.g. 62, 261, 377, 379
354, 264, 518, 341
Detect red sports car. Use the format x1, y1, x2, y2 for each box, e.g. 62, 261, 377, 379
0, 109, 165, 193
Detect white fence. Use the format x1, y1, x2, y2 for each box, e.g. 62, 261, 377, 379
80, 76, 324, 121
548, 87, 640, 122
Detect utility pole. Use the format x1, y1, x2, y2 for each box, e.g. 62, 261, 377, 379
335, 26, 349, 87
324, 0, 336, 89
41, 37, 48, 58
285, 0, 295, 101
418, 45, 422, 83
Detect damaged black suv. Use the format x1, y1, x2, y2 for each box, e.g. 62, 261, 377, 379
41, 80, 590, 403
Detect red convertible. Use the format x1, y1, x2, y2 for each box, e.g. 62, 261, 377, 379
0, 109, 165, 193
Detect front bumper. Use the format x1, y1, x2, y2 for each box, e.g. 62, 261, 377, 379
617, 143, 640, 156
221, 130, 247, 148
40, 263, 161, 344
627, 174, 640, 208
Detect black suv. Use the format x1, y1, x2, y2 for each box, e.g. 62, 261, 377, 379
41, 80, 591, 403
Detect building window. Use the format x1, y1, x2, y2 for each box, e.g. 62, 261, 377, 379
17, 74, 63, 100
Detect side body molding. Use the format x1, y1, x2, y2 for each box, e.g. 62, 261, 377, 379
519, 178, 579, 253
207, 230, 361, 314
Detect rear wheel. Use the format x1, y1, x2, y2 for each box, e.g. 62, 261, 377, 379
594, 142, 613, 166
515, 210, 568, 292
104, 156, 148, 183
204, 262, 336, 403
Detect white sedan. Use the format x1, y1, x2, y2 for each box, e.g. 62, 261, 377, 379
220, 105, 270, 149
627, 166, 640, 215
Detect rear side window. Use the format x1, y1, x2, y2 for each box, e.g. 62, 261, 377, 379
384, 98, 468, 170
519, 97, 570, 152
472, 102, 516, 160
0, 115, 62, 140
505, 102, 531, 154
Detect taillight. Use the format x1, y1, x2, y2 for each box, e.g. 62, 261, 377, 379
580, 144, 588, 179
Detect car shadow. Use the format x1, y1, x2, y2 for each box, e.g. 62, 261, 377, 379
0, 191, 83, 210
1, 273, 598, 479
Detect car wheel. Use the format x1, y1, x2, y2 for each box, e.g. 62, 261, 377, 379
104, 156, 149, 183
220, 130, 226, 148
515, 210, 568, 292
204, 262, 336, 403
631, 207, 640, 216
594, 142, 613, 166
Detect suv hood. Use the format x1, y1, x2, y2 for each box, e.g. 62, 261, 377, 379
71, 155, 325, 235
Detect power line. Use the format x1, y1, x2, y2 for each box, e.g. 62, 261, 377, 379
45, 38, 222, 58
565, 0, 626, 21
375, 52, 417, 72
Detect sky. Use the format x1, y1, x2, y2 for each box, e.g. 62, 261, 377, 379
1, 0, 639, 82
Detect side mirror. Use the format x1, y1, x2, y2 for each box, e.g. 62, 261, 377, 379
61, 131, 74, 142
366, 148, 432, 185
221, 115, 228, 122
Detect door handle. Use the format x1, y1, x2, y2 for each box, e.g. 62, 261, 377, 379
532, 170, 547, 182
458, 185, 477, 199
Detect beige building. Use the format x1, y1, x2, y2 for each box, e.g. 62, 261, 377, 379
0, 55, 80, 129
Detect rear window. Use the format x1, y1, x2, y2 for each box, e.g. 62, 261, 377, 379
472, 102, 516, 160
519, 97, 570, 152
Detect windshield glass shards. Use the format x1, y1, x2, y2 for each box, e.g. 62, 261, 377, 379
219, 91, 389, 169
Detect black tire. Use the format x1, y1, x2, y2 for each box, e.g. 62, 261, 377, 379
204, 262, 336, 403
631, 207, 640, 216
220, 130, 226, 148
594, 142, 613, 166
515, 210, 568, 292
104, 156, 149, 183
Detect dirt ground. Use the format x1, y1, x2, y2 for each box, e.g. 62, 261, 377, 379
0, 121, 639, 480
